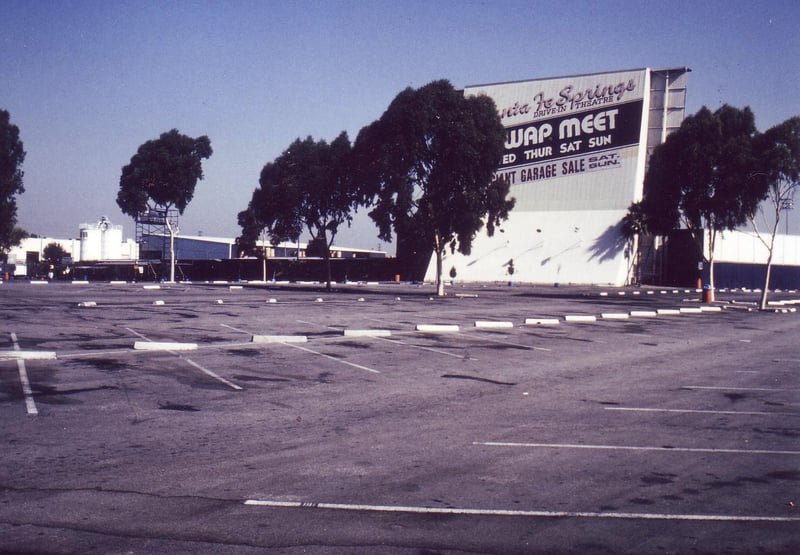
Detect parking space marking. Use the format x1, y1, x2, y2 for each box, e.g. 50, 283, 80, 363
281, 342, 381, 374
9, 333, 38, 416
243, 498, 800, 522
125, 328, 242, 390
179, 356, 244, 389
223, 323, 381, 374
682, 385, 800, 393
220, 323, 251, 335
456, 332, 552, 352
373, 336, 476, 360
473, 441, 800, 456
605, 407, 800, 417
293, 317, 477, 361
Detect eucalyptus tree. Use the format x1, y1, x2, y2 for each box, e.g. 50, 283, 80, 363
0, 109, 26, 254
631, 105, 763, 294
117, 129, 212, 282
750, 116, 800, 309
239, 132, 356, 290
353, 80, 513, 295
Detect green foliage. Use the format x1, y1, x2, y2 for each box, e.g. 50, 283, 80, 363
239, 132, 356, 288
117, 129, 213, 217
750, 117, 800, 309
43, 242, 68, 265
353, 80, 514, 259
241, 132, 354, 248
754, 116, 800, 197
305, 235, 328, 258
0, 109, 26, 253
638, 105, 765, 236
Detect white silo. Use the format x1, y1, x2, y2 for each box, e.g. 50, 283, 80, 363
99, 216, 123, 260
79, 223, 101, 261
79, 216, 124, 261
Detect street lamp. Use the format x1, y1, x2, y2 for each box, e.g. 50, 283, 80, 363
781, 198, 794, 235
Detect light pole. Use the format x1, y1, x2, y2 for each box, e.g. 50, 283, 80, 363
781, 198, 793, 235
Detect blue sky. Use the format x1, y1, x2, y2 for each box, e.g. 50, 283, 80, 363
4, 0, 799, 249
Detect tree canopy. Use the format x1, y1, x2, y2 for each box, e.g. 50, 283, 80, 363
238, 132, 356, 289
117, 129, 212, 282
117, 129, 212, 217
0, 109, 26, 253
353, 79, 513, 294
631, 105, 765, 290
750, 116, 800, 308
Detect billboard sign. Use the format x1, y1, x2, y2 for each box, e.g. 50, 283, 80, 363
465, 70, 648, 210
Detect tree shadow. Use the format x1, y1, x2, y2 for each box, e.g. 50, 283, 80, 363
589, 221, 627, 262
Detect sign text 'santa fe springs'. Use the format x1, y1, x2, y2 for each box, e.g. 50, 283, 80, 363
470, 70, 649, 189
430, 67, 689, 287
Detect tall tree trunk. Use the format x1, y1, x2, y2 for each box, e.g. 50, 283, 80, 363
759, 221, 780, 310
707, 228, 717, 293
324, 232, 332, 292
166, 217, 176, 283
433, 233, 444, 297
324, 250, 332, 292
261, 230, 267, 282
759, 258, 773, 310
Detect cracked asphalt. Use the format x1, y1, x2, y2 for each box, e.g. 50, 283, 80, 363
1, 281, 799, 554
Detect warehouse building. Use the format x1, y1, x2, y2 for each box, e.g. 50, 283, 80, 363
4, 217, 138, 277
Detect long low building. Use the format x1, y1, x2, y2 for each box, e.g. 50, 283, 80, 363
139, 234, 386, 261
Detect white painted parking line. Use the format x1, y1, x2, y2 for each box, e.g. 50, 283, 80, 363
221, 323, 251, 335
374, 336, 477, 360
605, 407, 800, 417
228, 321, 381, 372
243, 498, 800, 522
682, 386, 800, 393
180, 356, 243, 389
281, 342, 380, 374
474, 441, 800, 456
773, 358, 800, 363
126, 328, 242, 390
457, 332, 552, 352
9, 333, 38, 416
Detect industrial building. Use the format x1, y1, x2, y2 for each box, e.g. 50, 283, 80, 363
4, 217, 138, 277
138, 234, 386, 262
2, 215, 385, 280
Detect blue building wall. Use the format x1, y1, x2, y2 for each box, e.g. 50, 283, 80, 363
714, 262, 800, 291
143, 236, 231, 260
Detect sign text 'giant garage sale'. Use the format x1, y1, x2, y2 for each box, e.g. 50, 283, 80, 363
492, 98, 643, 186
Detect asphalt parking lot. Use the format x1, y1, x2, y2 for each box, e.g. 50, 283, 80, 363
1, 280, 799, 554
